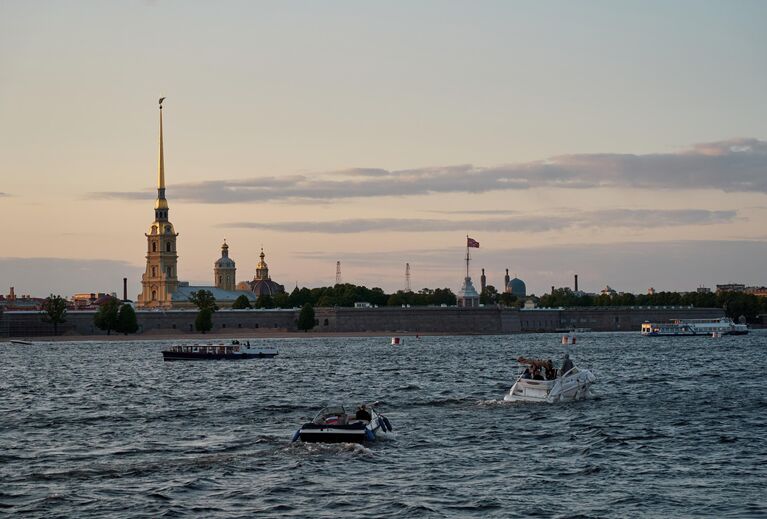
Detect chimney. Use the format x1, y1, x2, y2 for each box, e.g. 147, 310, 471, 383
9, 286, 15, 301
123, 277, 128, 301
551, 285, 555, 294
574, 274, 579, 292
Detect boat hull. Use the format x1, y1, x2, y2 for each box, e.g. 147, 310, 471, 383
294, 412, 390, 443
162, 351, 277, 361
504, 369, 595, 404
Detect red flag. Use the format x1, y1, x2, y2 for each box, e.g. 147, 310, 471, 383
467, 237, 480, 248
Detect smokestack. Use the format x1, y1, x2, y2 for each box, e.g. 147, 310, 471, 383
574, 274, 579, 292
9, 286, 15, 301
123, 278, 128, 301
551, 285, 555, 294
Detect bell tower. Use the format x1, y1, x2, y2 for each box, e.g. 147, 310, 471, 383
137, 98, 179, 308
214, 240, 236, 291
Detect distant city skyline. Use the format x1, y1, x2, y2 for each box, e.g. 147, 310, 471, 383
1, 1, 766, 298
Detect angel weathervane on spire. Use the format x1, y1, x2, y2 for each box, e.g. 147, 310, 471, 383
159, 97, 166, 108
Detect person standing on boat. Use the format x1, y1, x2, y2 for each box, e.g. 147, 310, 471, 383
560, 353, 574, 377
355, 405, 372, 421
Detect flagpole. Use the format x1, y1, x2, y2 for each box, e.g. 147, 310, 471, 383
466, 235, 470, 278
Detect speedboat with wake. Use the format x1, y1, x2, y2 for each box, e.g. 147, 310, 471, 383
504, 355, 595, 403
292, 403, 393, 443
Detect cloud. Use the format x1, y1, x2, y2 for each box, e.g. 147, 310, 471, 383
91, 138, 767, 203
223, 209, 737, 234
0, 192, 9, 197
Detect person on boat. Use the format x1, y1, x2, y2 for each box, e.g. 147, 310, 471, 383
521, 367, 532, 379
355, 405, 372, 421
544, 359, 556, 380
532, 366, 544, 380
560, 353, 574, 376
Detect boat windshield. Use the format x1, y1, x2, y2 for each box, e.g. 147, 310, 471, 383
313, 406, 347, 425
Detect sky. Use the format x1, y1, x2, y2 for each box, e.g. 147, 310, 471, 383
1, 0, 766, 298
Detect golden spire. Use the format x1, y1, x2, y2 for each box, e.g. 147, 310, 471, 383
158, 97, 165, 190
155, 97, 168, 211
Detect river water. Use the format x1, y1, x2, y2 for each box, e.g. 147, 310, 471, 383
2, 332, 766, 518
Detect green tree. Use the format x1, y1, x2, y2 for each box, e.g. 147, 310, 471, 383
297, 303, 315, 331
116, 303, 139, 334
498, 292, 518, 307
195, 307, 213, 333
272, 292, 290, 308
232, 294, 252, 309
94, 296, 121, 335
188, 290, 219, 311
255, 294, 274, 309
41, 294, 68, 335
189, 290, 218, 333
480, 285, 499, 305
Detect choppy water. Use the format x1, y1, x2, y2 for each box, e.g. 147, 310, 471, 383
2, 332, 766, 518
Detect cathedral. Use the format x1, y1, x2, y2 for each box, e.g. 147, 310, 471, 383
136, 100, 283, 308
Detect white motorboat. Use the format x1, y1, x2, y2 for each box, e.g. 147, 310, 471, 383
292, 403, 392, 443
504, 356, 595, 403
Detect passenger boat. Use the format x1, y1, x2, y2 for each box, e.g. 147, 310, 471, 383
292, 404, 393, 443
161, 340, 277, 361
640, 317, 748, 337
503, 356, 595, 403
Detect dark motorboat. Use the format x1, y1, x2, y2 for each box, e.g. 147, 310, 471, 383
162, 340, 277, 361
292, 404, 393, 443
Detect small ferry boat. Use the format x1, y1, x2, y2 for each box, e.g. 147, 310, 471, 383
504, 355, 595, 404
640, 317, 748, 337
292, 404, 392, 443
161, 340, 277, 361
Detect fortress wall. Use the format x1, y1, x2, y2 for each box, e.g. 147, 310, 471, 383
519, 306, 725, 332
1, 306, 725, 338
314, 306, 509, 334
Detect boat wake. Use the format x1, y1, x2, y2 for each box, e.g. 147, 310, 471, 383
279, 442, 374, 458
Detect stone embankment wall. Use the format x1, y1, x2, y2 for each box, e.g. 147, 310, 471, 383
1, 306, 724, 338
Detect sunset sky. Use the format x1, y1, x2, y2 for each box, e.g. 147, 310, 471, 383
1, 1, 766, 298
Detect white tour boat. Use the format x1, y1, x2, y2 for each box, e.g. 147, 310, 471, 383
640, 317, 748, 337
162, 339, 277, 361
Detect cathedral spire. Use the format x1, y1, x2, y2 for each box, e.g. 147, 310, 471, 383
155, 97, 169, 216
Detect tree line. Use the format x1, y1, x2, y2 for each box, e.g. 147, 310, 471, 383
231, 284, 459, 310
536, 288, 767, 322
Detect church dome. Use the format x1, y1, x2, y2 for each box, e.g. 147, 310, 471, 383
214, 241, 235, 268
508, 277, 526, 297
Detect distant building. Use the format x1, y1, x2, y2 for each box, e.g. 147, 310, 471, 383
457, 276, 480, 307
214, 241, 236, 291
600, 285, 617, 296
236, 249, 285, 297
0, 287, 44, 311
745, 286, 767, 297
72, 292, 111, 309
716, 283, 746, 293
648, 287, 656, 295
696, 286, 712, 294
507, 277, 526, 298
